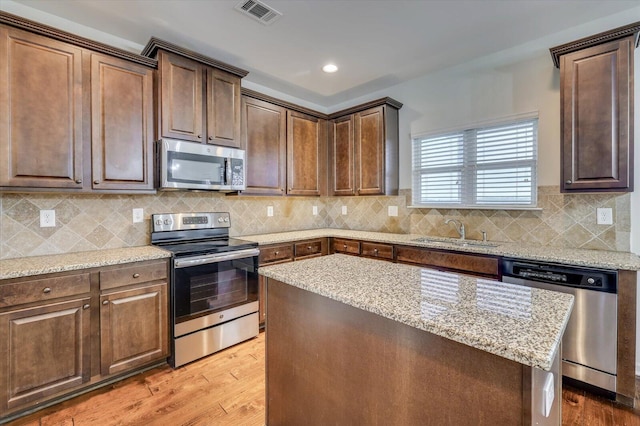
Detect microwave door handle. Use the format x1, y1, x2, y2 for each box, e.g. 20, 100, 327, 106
225, 158, 232, 185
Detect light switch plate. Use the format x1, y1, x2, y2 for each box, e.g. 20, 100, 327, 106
312, 206, 318, 216
40, 210, 56, 227
388, 206, 398, 217
267, 206, 274, 217
341, 206, 347, 215
596, 208, 613, 225
132, 208, 144, 223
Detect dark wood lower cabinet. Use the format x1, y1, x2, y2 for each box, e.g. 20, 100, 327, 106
0, 297, 91, 412
395, 245, 500, 278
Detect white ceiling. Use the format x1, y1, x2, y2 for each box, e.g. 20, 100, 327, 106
4, 0, 640, 108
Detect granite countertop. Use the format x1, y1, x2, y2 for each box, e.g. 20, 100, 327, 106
259, 254, 574, 371
240, 228, 640, 270
0, 246, 171, 281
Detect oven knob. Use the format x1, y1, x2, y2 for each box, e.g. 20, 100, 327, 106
155, 219, 162, 226
587, 277, 595, 285
224, 217, 229, 222
164, 219, 171, 225
218, 217, 224, 223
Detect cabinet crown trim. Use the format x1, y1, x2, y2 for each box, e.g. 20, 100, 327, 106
0, 11, 157, 68
142, 37, 249, 78
328, 97, 403, 119
549, 21, 640, 68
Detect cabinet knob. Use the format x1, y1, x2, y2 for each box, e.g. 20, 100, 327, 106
83, 304, 90, 310
43, 287, 51, 294
308, 246, 312, 250
133, 273, 140, 278
565, 180, 572, 185
197, 134, 202, 139
280, 188, 284, 192
343, 244, 347, 249
75, 179, 82, 184
102, 300, 109, 305
274, 251, 279, 255
94, 180, 100, 185
208, 136, 213, 141
374, 248, 379, 255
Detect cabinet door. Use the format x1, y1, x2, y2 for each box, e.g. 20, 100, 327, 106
0, 298, 91, 412
259, 275, 266, 326
206, 68, 241, 148
242, 96, 287, 195
159, 51, 203, 142
0, 27, 84, 189
91, 54, 154, 190
287, 111, 327, 196
100, 283, 168, 376
561, 37, 633, 192
355, 106, 385, 195
329, 115, 356, 196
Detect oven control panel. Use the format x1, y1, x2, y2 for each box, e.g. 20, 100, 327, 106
152, 212, 230, 232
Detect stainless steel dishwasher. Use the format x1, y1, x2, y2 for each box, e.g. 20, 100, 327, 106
502, 258, 618, 393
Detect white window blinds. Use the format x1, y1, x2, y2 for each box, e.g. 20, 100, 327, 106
412, 117, 538, 208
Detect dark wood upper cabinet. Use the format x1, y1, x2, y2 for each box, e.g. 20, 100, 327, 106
0, 26, 84, 189
329, 115, 356, 195
158, 51, 203, 143
551, 24, 639, 193
287, 110, 327, 196
144, 38, 248, 149
241, 96, 287, 195
329, 98, 402, 196
91, 54, 155, 191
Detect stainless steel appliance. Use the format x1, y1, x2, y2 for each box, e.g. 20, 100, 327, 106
157, 138, 246, 191
502, 258, 617, 393
151, 212, 259, 367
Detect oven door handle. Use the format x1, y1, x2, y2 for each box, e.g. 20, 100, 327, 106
174, 248, 260, 268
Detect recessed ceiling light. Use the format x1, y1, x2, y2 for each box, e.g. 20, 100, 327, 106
322, 64, 338, 73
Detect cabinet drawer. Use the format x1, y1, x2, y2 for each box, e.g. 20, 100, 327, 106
333, 238, 360, 255
395, 246, 499, 278
0, 273, 90, 307
100, 261, 167, 290
294, 239, 324, 259
259, 244, 294, 265
361, 242, 394, 260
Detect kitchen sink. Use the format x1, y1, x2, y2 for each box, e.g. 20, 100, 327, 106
410, 237, 499, 248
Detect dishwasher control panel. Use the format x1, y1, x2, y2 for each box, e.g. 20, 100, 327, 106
502, 259, 617, 293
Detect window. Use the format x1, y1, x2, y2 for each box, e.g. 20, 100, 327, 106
411, 117, 538, 209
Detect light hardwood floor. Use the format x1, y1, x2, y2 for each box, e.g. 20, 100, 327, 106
7, 331, 640, 425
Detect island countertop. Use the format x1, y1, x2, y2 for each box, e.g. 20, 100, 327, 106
259, 254, 574, 371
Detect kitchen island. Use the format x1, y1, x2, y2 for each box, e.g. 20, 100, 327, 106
259, 254, 574, 425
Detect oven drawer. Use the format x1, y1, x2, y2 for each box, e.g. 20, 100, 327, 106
100, 261, 168, 290
259, 244, 294, 265
0, 273, 90, 307
294, 239, 324, 259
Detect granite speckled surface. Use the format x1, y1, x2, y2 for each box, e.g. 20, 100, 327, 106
260, 254, 574, 371
241, 228, 640, 270
0, 246, 171, 280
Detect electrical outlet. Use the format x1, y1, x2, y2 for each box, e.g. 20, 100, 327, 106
40, 209, 56, 227
341, 205, 347, 215
267, 206, 274, 217
312, 205, 318, 216
596, 208, 613, 225
132, 208, 144, 223
388, 206, 398, 217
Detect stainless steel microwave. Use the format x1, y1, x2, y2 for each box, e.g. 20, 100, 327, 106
157, 139, 245, 191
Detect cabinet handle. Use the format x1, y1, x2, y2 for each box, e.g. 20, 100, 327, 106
94, 180, 100, 185
83, 304, 90, 310
280, 188, 284, 192
565, 180, 572, 185
374, 248, 379, 256
308, 246, 312, 251
343, 244, 347, 249
274, 251, 279, 255
197, 134, 202, 139
43, 287, 51, 294
75, 179, 82, 184
208, 136, 213, 141
133, 273, 140, 278
102, 300, 109, 305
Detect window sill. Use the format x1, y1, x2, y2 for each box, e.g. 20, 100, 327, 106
407, 205, 543, 211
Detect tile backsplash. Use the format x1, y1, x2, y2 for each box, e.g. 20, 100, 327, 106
0, 185, 630, 259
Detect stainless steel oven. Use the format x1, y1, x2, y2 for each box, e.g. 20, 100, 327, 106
151, 212, 259, 367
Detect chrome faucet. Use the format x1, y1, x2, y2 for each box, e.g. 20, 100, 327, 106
445, 219, 465, 240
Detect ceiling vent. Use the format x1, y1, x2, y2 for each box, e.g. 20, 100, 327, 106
235, 0, 282, 25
